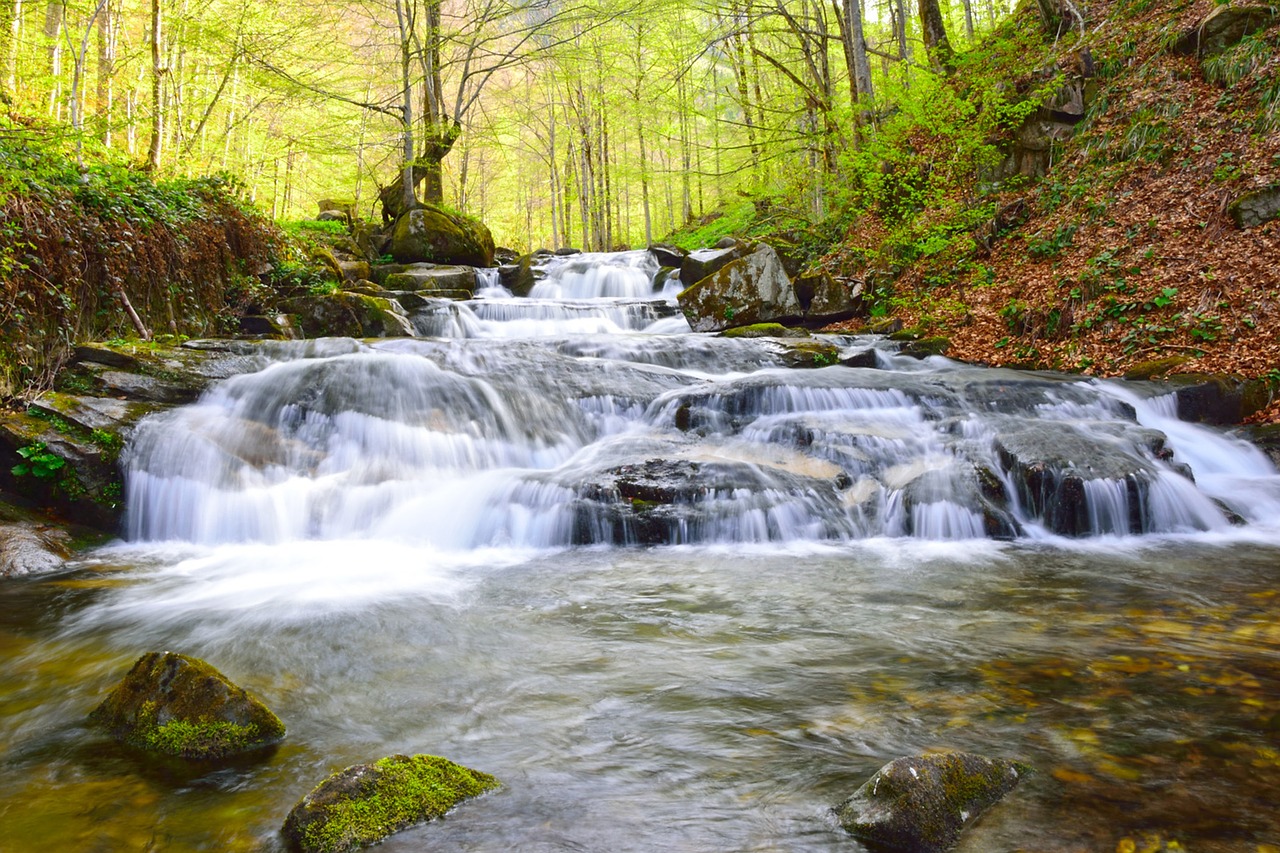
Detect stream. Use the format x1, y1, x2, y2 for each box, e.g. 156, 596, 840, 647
1, 250, 1278, 851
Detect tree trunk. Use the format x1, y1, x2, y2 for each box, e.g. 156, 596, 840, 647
2, 0, 19, 96
917, 0, 954, 73
95, 0, 117, 145
145, 0, 163, 170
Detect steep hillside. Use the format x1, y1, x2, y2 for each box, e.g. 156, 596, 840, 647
819, 0, 1280, 409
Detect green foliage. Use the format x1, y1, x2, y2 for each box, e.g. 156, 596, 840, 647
1027, 223, 1078, 258
11, 442, 65, 481
667, 202, 758, 250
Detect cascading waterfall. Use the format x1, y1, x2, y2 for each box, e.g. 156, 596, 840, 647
121, 254, 1280, 547
7, 250, 1280, 853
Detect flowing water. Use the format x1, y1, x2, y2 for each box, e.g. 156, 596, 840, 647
1, 253, 1279, 851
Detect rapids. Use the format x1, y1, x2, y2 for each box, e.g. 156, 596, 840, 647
1, 252, 1278, 851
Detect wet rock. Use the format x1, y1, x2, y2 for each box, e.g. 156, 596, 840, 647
0, 517, 71, 577
382, 265, 476, 296
554, 246, 582, 256
898, 337, 950, 359
336, 259, 371, 282
89, 651, 285, 760
1175, 3, 1277, 55
648, 242, 686, 267
778, 341, 843, 369
389, 205, 495, 267
281, 292, 414, 339
840, 348, 880, 369
282, 753, 499, 853
720, 323, 810, 339
678, 241, 750, 287
1163, 373, 1267, 425
677, 244, 803, 333
834, 751, 1029, 853
498, 253, 544, 297
796, 271, 864, 323
1228, 186, 1280, 229
240, 314, 299, 339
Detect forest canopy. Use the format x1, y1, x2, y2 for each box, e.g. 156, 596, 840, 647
1, 0, 1017, 250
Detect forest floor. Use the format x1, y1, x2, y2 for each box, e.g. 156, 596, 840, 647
816, 0, 1280, 420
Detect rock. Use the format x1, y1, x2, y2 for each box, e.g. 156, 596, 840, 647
720, 323, 810, 339
281, 292, 415, 339
239, 314, 300, 339
834, 752, 1029, 853
0, 520, 71, 576
677, 244, 803, 333
493, 246, 519, 264
796, 271, 864, 323
899, 337, 950, 358
776, 340, 843, 368
554, 246, 582, 256
648, 243, 686, 267
1163, 373, 1264, 424
389, 205, 495, 267
351, 221, 390, 263
88, 651, 285, 760
1122, 356, 1192, 381
336, 259, 371, 282
317, 210, 347, 223
1228, 186, 1280, 229
1175, 3, 1277, 55
713, 236, 741, 249
316, 199, 356, 220
383, 265, 476, 296
840, 348, 881, 368
498, 253, 543, 297
282, 754, 500, 853
679, 241, 750, 287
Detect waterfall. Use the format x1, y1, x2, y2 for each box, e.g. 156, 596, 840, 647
122, 252, 1280, 547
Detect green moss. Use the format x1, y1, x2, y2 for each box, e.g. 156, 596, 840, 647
141, 718, 266, 759
287, 754, 500, 853
720, 323, 810, 339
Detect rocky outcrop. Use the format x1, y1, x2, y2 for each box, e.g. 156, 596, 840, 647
648, 243, 686, 268
677, 244, 803, 333
1174, 3, 1277, 56
282, 754, 499, 852
835, 752, 1028, 853
89, 651, 285, 760
389, 205, 495, 267
795, 270, 864, 322
1228, 186, 1280, 229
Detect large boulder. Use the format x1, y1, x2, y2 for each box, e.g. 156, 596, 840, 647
89, 651, 285, 760
1175, 3, 1277, 56
677, 244, 803, 333
795, 270, 864, 323
679, 241, 751, 287
282, 754, 500, 853
834, 752, 1028, 853
389, 205, 495, 267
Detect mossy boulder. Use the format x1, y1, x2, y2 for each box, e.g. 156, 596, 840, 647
1228, 186, 1280, 229
281, 292, 414, 338
1174, 3, 1277, 56
282, 754, 500, 853
89, 651, 285, 760
834, 751, 1029, 852
389, 205, 495, 267
677, 244, 803, 333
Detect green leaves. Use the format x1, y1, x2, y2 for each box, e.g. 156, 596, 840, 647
11, 442, 66, 481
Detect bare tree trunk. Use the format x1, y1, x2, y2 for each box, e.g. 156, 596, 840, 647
394, 0, 415, 214
3, 0, 21, 96
145, 0, 163, 170
962, 0, 975, 40
43, 1, 62, 117
95, 0, 117, 145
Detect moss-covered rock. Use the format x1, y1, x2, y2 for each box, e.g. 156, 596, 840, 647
834, 751, 1029, 852
389, 205, 495, 267
719, 323, 810, 339
280, 292, 414, 338
88, 651, 285, 760
282, 754, 500, 853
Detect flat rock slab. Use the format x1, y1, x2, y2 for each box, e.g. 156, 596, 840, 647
283, 754, 500, 852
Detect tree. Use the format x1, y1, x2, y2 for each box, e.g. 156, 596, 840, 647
917, 0, 954, 73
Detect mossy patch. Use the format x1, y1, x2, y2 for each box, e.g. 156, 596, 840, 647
720, 323, 810, 339
282, 754, 500, 853
88, 651, 285, 761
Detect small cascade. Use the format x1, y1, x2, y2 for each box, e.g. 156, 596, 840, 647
529, 250, 659, 299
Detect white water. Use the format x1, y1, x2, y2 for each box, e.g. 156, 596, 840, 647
6, 251, 1280, 852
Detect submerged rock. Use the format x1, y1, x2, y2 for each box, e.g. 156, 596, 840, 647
89, 651, 285, 760
282, 753, 500, 853
834, 752, 1028, 852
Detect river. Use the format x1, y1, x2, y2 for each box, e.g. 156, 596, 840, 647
1, 250, 1277, 851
